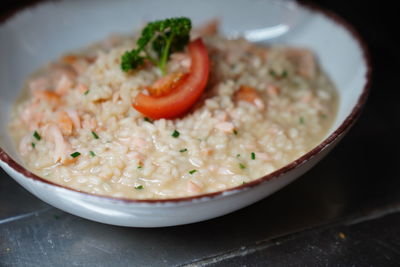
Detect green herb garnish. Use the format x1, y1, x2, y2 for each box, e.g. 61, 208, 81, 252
189, 169, 197, 175
84, 90, 90, 95
269, 69, 287, 79
172, 130, 180, 138
135, 185, 144, 190
251, 152, 256, 160
31, 142, 36, 149
33, 131, 41, 141
239, 163, 246, 169
236, 154, 241, 158
70, 152, 81, 158
91, 131, 99, 139
89, 151, 96, 157
121, 17, 192, 75
299, 117, 305, 124
179, 148, 188, 153
137, 165, 143, 169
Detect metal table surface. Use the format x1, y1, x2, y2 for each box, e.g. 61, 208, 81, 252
1, 0, 400, 266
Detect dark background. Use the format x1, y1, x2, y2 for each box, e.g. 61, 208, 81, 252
1, 0, 399, 266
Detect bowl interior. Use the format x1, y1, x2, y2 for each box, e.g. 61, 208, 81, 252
0, 0, 367, 168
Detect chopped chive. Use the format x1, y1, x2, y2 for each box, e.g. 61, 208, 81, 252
236, 154, 241, 158
84, 90, 90, 95
233, 129, 238, 135
320, 114, 327, 119
251, 152, 256, 160
239, 163, 246, 169
179, 148, 188, 153
70, 152, 81, 158
269, 69, 287, 79
299, 117, 305, 124
135, 185, 144, 190
137, 165, 143, 169
172, 130, 180, 138
33, 131, 41, 141
91, 131, 99, 139
144, 117, 153, 123
31, 142, 36, 148
189, 169, 197, 175
89, 151, 96, 157
242, 181, 247, 185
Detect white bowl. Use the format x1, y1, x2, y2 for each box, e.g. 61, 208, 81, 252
0, 0, 370, 227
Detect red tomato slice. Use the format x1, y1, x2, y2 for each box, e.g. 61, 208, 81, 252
147, 72, 188, 97
133, 38, 210, 119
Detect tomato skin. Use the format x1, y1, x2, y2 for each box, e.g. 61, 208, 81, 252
133, 38, 210, 119
147, 72, 188, 97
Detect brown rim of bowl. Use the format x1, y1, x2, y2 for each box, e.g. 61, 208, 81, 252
0, 0, 371, 204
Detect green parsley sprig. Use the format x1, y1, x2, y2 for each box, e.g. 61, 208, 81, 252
121, 17, 192, 75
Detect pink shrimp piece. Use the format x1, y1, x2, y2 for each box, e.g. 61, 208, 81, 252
49, 64, 77, 86
285, 48, 316, 79
215, 122, 235, 133
65, 108, 81, 130
62, 54, 89, 75
266, 84, 280, 96
57, 111, 73, 136
191, 18, 219, 39
62, 54, 79, 65
234, 85, 265, 111
19, 134, 33, 156
43, 124, 70, 163
29, 77, 50, 92
55, 75, 73, 95
32, 89, 61, 105
187, 181, 203, 194
74, 61, 88, 75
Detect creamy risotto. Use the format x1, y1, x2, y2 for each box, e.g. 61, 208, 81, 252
9, 21, 338, 199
